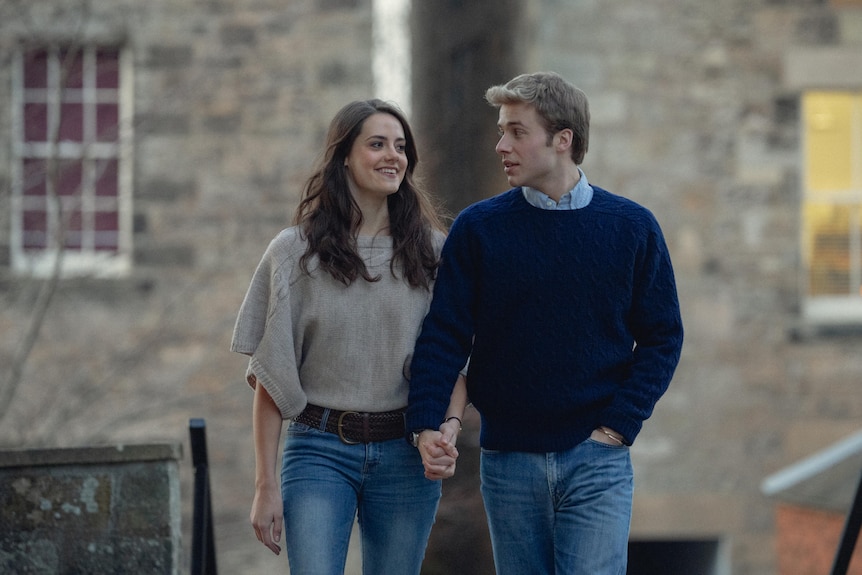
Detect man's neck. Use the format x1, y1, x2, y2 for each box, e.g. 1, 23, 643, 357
534, 165, 581, 202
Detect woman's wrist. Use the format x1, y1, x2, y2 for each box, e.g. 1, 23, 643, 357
443, 416, 462, 428
440, 416, 462, 435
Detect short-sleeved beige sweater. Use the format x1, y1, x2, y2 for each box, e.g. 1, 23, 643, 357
231, 226, 443, 420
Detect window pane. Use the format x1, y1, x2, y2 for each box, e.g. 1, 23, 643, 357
95, 211, 121, 250
96, 103, 119, 142
64, 209, 83, 250
95, 232, 119, 251
24, 50, 49, 89
24, 103, 49, 141
96, 49, 120, 89
64, 233, 83, 250
23, 159, 47, 196
95, 159, 118, 197
59, 49, 84, 89
59, 103, 84, 141
804, 92, 852, 192
57, 161, 83, 196
95, 210, 118, 232
22, 210, 48, 249
808, 205, 852, 295
66, 209, 83, 232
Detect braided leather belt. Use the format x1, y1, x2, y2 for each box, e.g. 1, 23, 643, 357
294, 404, 406, 444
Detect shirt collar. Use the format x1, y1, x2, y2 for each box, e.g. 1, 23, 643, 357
522, 168, 593, 210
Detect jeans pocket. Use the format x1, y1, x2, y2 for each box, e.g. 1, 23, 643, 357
586, 438, 629, 450
287, 420, 313, 436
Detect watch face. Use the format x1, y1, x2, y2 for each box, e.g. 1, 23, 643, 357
411, 431, 421, 447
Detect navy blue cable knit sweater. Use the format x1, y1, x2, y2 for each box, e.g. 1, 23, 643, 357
406, 186, 683, 452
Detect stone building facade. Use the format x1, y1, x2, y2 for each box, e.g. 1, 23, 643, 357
1, 0, 862, 574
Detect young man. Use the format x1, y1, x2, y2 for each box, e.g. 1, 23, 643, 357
407, 72, 684, 574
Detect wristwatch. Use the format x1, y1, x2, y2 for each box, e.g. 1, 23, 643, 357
410, 430, 429, 448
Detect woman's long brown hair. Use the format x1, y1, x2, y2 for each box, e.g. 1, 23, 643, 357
293, 99, 445, 290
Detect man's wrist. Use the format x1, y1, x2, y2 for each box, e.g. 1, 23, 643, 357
409, 429, 434, 448
596, 426, 626, 445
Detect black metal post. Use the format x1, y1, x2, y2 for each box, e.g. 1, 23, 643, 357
190, 418, 218, 575
830, 467, 862, 575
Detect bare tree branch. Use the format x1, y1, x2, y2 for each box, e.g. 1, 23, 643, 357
0, 6, 90, 421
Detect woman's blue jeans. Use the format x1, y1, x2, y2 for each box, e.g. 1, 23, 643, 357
280, 420, 441, 575
480, 438, 634, 575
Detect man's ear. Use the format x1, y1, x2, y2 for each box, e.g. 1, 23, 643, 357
555, 128, 574, 153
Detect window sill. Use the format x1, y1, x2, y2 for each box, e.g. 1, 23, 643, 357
791, 297, 862, 339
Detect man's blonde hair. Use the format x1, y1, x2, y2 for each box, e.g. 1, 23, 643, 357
485, 71, 590, 165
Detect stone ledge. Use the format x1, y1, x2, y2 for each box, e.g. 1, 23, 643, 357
0, 443, 183, 469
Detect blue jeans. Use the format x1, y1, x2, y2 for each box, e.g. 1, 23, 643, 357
480, 438, 633, 575
280, 420, 441, 575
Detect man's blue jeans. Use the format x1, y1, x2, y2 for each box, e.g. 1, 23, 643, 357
280, 419, 441, 575
480, 438, 633, 575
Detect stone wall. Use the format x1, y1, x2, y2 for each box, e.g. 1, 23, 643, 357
1, 0, 862, 574
0, 444, 182, 574
0, 2, 373, 574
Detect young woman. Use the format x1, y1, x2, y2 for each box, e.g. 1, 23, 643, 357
231, 99, 466, 574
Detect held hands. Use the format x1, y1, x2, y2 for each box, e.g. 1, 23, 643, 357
250, 483, 283, 555
418, 418, 461, 480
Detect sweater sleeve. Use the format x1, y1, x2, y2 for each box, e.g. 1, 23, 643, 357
230, 234, 308, 419
407, 214, 477, 432
600, 218, 683, 444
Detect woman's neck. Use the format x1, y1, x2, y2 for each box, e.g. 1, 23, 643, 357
352, 193, 391, 236
357, 207, 390, 237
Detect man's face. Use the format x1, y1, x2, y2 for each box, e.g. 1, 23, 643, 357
495, 102, 558, 192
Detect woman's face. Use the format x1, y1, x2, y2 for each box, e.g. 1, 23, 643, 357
344, 112, 408, 204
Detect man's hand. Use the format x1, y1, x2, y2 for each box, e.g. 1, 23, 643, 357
590, 426, 626, 446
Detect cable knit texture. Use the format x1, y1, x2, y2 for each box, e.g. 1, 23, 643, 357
407, 186, 683, 452
232, 227, 444, 419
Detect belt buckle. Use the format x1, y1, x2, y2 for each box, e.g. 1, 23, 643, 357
337, 411, 361, 445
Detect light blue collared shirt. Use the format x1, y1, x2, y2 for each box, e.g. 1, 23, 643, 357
522, 168, 593, 210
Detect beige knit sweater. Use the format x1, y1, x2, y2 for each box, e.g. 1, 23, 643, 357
231, 226, 444, 419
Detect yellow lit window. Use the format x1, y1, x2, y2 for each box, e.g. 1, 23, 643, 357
801, 92, 862, 322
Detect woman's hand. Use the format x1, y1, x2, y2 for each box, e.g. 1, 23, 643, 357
250, 483, 283, 555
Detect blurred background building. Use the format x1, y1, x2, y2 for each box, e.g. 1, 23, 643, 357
1, 0, 861, 573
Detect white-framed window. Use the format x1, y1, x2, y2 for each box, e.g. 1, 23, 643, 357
800, 91, 862, 324
10, 45, 133, 277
